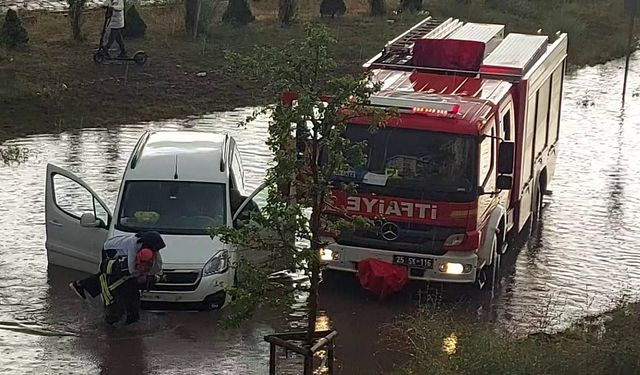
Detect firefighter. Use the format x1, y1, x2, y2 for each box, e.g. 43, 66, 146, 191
69, 231, 166, 325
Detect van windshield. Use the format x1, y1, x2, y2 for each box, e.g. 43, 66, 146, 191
116, 181, 226, 235
335, 125, 476, 200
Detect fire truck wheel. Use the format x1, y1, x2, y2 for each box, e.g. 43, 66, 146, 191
321, 269, 344, 285
486, 233, 501, 290
532, 184, 544, 231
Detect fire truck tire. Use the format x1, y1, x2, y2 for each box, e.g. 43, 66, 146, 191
321, 269, 345, 285
532, 184, 544, 231
486, 233, 501, 290
475, 233, 501, 291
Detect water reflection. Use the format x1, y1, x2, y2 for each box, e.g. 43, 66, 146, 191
1, 52, 640, 373
442, 333, 457, 355
491, 52, 640, 334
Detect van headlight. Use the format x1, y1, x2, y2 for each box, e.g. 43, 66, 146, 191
203, 250, 229, 276
320, 248, 340, 262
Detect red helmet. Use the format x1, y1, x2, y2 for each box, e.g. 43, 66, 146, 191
136, 248, 155, 274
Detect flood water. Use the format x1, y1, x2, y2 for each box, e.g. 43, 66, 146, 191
1, 53, 640, 374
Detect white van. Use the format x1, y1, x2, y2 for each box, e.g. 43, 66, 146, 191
45, 130, 268, 309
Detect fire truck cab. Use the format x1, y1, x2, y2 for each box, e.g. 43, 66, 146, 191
323, 18, 567, 288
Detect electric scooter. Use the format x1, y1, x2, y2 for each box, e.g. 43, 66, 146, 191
93, 7, 147, 65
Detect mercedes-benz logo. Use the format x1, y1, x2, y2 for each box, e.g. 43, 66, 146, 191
380, 222, 399, 241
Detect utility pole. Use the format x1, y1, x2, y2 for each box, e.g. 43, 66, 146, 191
623, 0, 639, 104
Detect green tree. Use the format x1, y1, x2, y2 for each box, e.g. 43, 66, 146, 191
215, 23, 391, 352
0, 9, 28, 49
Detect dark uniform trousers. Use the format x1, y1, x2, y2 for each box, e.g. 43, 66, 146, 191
77, 249, 141, 324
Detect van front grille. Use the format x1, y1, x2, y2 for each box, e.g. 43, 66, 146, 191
149, 271, 201, 292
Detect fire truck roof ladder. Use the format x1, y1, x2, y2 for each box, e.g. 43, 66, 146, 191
364, 17, 548, 81
363, 17, 464, 68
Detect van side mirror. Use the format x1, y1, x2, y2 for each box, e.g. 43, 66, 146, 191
80, 213, 99, 227
498, 141, 515, 174
497, 175, 513, 190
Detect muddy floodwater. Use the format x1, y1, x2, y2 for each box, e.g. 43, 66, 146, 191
2, 54, 640, 374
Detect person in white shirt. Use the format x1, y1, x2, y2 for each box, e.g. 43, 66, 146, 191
102, 0, 126, 57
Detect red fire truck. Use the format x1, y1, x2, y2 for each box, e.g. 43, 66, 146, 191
321, 18, 567, 288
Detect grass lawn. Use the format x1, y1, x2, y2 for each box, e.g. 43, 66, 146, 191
0, 0, 634, 141
391, 300, 640, 374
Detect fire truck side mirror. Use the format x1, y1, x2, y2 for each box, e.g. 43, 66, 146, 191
496, 175, 513, 191
498, 141, 515, 175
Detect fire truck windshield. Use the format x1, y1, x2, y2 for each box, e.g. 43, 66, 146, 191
337, 125, 476, 199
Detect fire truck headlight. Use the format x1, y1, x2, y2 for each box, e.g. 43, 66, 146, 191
443, 233, 466, 247
320, 248, 340, 262
438, 263, 473, 275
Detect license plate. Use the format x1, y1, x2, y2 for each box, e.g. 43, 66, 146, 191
393, 255, 433, 269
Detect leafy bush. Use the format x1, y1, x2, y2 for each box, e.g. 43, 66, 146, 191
320, 0, 346, 17
0, 145, 30, 165
222, 0, 255, 26
124, 4, 147, 38
0, 9, 29, 50
399, 0, 422, 13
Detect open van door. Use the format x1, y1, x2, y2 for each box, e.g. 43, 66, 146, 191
232, 182, 271, 266
232, 182, 268, 223
45, 164, 112, 274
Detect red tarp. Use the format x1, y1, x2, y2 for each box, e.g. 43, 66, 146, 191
357, 258, 409, 300
412, 39, 486, 72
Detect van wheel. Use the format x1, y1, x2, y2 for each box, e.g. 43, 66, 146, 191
200, 292, 226, 311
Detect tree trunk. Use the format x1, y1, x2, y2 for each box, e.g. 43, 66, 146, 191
278, 0, 297, 26
306, 133, 322, 347
185, 0, 198, 35
307, 229, 320, 345
307, 211, 321, 345
69, 4, 83, 41
369, 0, 385, 16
